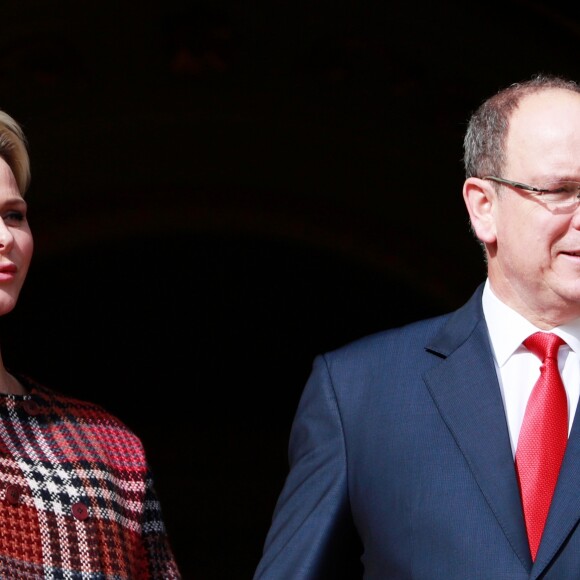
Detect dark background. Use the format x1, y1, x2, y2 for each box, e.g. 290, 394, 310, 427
0, 1, 579, 578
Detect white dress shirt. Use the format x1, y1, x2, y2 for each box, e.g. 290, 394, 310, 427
482, 279, 580, 457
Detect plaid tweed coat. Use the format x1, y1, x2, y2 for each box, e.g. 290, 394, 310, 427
0, 375, 181, 579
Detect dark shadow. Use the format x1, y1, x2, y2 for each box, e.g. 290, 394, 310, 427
0, 232, 464, 578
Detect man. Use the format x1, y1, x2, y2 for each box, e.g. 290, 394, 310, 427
253, 74, 580, 578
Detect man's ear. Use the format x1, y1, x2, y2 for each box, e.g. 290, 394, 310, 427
463, 177, 497, 244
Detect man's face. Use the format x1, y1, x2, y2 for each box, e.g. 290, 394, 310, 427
487, 89, 580, 327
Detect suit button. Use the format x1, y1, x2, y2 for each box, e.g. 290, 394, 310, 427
72, 502, 88, 521
22, 399, 40, 416
6, 485, 20, 505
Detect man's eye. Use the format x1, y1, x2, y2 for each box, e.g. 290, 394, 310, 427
543, 182, 580, 195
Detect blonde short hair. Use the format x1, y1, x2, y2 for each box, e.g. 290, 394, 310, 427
0, 111, 30, 196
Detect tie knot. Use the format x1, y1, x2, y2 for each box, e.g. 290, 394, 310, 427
523, 332, 565, 361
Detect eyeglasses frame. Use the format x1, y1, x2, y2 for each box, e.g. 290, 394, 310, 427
482, 175, 580, 199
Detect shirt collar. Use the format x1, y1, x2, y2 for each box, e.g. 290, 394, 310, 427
482, 279, 580, 366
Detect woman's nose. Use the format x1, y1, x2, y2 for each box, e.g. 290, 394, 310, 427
0, 220, 15, 251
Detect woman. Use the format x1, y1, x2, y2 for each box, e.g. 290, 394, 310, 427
0, 111, 181, 577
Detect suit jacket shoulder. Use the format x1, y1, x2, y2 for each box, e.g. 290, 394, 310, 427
255, 283, 549, 579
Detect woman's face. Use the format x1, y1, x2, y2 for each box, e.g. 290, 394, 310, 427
0, 157, 33, 316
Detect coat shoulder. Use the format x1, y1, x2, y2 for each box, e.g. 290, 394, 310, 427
325, 311, 452, 366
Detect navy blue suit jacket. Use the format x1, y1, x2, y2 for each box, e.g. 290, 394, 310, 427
254, 284, 580, 579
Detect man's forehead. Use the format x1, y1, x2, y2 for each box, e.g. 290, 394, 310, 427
512, 88, 580, 120
503, 89, 580, 176
507, 90, 580, 143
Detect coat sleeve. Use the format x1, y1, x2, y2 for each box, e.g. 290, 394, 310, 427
253, 354, 362, 579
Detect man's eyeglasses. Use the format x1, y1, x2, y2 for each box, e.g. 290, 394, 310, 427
483, 176, 580, 211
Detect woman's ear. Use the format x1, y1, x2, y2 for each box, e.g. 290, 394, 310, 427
463, 177, 498, 244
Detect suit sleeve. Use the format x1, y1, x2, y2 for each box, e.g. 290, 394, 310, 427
254, 354, 361, 579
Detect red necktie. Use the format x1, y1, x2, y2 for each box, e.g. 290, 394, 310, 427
515, 332, 568, 561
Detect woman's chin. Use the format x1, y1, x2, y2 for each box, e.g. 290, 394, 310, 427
0, 296, 19, 317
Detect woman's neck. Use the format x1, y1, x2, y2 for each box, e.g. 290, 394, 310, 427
0, 365, 25, 395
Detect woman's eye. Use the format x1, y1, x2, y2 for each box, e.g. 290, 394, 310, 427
3, 211, 25, 224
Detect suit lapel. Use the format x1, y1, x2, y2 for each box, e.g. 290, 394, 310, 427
531, 414, 580, 577
423, 286, 532, 569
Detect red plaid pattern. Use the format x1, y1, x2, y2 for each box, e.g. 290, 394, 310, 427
0, 375, 181, 579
